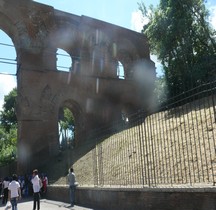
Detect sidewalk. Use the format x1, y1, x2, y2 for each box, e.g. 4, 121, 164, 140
0, 198, 99, 210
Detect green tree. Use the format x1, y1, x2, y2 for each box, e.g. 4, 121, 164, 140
139, 0, 216, 97
0, 88, 18, 165
0, 125, 17, 165
59, 108, 75, 147
154, 76, 168, 106
0, 88, 17, 132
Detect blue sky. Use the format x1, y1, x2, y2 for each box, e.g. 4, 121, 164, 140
34, 0, 159, 30
0, 0, 216, 110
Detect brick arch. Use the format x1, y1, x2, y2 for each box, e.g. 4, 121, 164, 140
115, 38, 140, 79
61, 99, 84, 122
0, 12, 20, 60
50, 22, 82, 52
0, 1, 155, 174
47, 19, 82, 72
79, 29, 113, 76
59, 99, 86, 146
116, 38, 139, 58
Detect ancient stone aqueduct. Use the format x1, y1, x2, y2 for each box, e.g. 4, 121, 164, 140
0, 0, 155, 173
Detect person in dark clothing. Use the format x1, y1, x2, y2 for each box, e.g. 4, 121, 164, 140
67, 168, 77, 207
0, 178, 3, 199
2, 177, 9, 205
23, 174, 30, 197
31, 169, 42, 210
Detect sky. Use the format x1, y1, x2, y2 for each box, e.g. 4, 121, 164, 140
0, 0, 216, 111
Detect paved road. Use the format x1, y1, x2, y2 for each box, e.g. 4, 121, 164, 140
0, 198, 98, 210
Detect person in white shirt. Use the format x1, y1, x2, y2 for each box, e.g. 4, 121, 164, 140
8, 174, 21, 210
31, 169, 42, 210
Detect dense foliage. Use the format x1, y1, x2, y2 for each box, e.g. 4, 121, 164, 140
0, 88, 17, 132
0, 88, 17, 165
139, 0, 216, 98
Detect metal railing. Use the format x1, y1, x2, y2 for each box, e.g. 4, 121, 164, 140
73, 80, 216, 188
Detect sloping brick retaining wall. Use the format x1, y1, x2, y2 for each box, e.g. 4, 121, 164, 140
46, 185, 216, 210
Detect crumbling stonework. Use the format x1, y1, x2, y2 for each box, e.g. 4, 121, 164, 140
0, 0, 155, 173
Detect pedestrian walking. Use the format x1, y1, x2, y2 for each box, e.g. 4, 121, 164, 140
31, 169, 42, 210
8, 174, 21, 210
67, 167, 77, 207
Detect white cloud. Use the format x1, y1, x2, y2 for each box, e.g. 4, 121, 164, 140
150, 55, 164, 77
131, 10, 149, 32
131, 11, 163, 76
0, 75, 16, 110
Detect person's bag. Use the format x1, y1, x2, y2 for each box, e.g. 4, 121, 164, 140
74, 182, 79, 187
5, 201, 11, 209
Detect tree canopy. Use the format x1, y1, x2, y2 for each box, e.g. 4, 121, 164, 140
139, 0, 216, 97
0, 88, 17, 165
0, 87, 17, 132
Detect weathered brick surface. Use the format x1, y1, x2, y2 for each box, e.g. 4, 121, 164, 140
47, 186, 216, 210
0, 0, 155, 174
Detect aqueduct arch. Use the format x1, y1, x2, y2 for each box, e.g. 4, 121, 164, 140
0, 0, 155, 173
